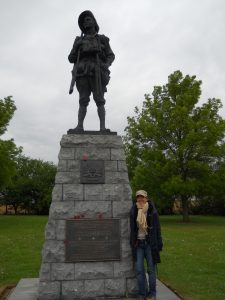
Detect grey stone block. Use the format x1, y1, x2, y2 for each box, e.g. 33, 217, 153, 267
42, 240, 65, 263
126, 277, 138, 296
55, 172, 79, 184
45, 220, 56, 240
49, 201, 74, 219
104, 278, 126, 297
114, 259, 135, 277
39, 263, 51, 281
84, 279, 104, 298
103, 184, 132, 201
119, 183, 132, 199
38, 281, 61, 300
84, 184, 103, 201
75, 262, 113, 280
51, 263, 74, 280
57, 160, 67, 171
58, 147, 75, 160
61, 281, 84, 300
74, 201, 112, 218
105, 171, 129, 184
52, 184, 62, 202
75, 147, 110, 160
55, 220, 66, 240
63, 184, 83, 201
67, 160, 79, 172
102, 184, 118, 201
113, 201, 130, 218
121, 239, 132, 260
117, 160, 128, 172
120, 218, 129, 238
105, 160, 118, 171
111, 148, 126, 160
61, 134, 123, 149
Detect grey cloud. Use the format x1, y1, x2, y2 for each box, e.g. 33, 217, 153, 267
1, 0, 225, 163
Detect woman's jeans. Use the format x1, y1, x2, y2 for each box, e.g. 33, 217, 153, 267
136, 240, 156, 297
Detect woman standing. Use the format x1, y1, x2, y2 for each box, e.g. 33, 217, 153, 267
130, 190, 163, 300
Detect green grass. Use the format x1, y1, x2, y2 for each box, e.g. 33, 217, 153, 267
158, 215, 225, 300
0, 215, 225, 300
0, 215, 47, 286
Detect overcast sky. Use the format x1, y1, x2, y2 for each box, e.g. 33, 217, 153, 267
1, 0, 225, 164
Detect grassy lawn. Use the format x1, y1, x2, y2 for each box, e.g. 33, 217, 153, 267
0, 215, 47, 286
158, 215, 225, 300
0, 215, 225, 300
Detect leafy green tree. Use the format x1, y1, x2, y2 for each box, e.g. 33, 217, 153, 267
193, 161, 225, 215
4, 155, 57, 214
0, 96, 21, 190
124, 71, 225, 221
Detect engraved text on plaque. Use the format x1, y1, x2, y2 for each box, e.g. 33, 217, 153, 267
65, 219, 121, 262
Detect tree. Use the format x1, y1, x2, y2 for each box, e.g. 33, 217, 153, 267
3, 155, 57, 214
0, 96, 21, 190
124, 71, 225, 222
192, 159, 225, 215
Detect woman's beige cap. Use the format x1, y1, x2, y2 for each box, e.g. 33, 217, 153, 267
136, 190, 148, 198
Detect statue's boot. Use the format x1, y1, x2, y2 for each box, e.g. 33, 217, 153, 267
97, 105, 110, 132
74, 106, 87, 132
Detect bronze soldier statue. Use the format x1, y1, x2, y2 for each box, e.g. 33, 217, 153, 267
68, 10, 115, 132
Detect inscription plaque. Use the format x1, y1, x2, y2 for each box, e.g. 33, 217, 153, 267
65, 219, 121, 262
80, 160, 105, 184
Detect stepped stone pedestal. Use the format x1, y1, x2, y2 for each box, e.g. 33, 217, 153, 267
37, 133, 137, 300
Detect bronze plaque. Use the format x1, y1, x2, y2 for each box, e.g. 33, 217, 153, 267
80, 160, 105, 184
65, 219, 121, 262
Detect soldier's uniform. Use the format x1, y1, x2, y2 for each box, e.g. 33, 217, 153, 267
68, 33, 115, 106
68, 11, 115, 131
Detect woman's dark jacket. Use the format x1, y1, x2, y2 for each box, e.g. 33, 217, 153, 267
130, 201, 163, 264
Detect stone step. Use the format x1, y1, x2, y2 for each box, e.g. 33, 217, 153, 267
7, 278, 181, 300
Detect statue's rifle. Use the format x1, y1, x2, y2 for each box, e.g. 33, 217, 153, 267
95, 36, 103, 98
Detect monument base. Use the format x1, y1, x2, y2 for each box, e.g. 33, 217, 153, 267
8, 278, 181, 300
67, 129, 117, 135
37, 133, 137, 299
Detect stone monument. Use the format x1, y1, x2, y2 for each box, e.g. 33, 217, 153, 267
37, 134, 137, 299
37, 10, 137, 300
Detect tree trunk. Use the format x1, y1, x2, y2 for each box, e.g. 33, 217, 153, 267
5, 204, 8, 215
181, 196, 190, 222
13, 205, 18, 215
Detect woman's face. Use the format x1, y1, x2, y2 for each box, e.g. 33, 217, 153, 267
136, 195, 147, 208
